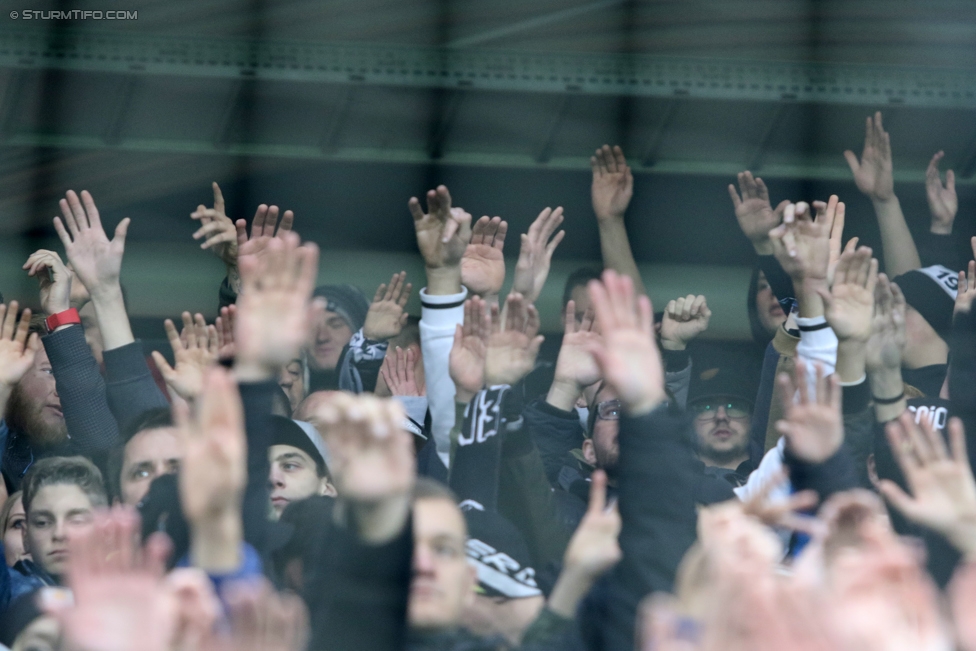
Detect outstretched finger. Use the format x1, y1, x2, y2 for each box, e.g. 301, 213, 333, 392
278, 209, 295, 235
80, 190, 103, 231
564, 300, 577, 335
250, 205, 268, 238
212, 182, 225, 215
588, 469, 609, 513
163, 318, 183, 353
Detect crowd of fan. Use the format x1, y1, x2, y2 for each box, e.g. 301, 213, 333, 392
0, 111, 974, 650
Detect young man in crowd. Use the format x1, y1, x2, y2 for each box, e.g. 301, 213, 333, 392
21, 456, 106, 586
268, 415, 336, 519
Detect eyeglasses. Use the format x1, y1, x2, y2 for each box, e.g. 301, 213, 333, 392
594, 399, 622, 421
691, 399, 751, 420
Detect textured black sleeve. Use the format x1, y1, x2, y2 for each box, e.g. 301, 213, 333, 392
307, 516, 412, 651
42, 325, 120, 456
103, 341, 169, 433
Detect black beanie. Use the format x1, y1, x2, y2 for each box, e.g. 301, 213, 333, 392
312, 284, 370, 332
270, 415, 327, 476
463, 506, 542, 599
892, 265, 958, 341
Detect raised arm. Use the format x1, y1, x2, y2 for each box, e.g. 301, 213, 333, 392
23, 249, 122, 455
844, 111, 921, 276
193, 183, 297, 301
0, 303, 39, 423
591, 145, 646, 295
53, 190, 168, 429
511, 207, 565, 305
411, 185, 473, 466
927, 151, 958, 236
53, 190, 133, 350
460, 215, 507, 303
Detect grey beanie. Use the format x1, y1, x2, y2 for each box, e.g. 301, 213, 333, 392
312, 284, 370, 332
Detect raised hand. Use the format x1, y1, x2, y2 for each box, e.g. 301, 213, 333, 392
879, 414, 976, 558
820, 247, 878, 342
461, 216, 508, 297
409, 185, 473, 270
0, 302, 40, 392
563, 469, 621, 576
659, 294, 711, 351
235, 232, 319, 379
363, 271, 412, 341
23, 249, 72, 316
53, 190, 130, 298
191, 182, 239, 266
215, 304, 237, 361
586, 270, 665, 415
774, 359, 843, 463
311, 392, 414, 543
591, 145, 633, 221
483, 292, 544, 387
728, 171, 789, 250
212, 580, 309, 651
449, 296, 490, 402
511, 207, 565, 304
548, 469, 622, 619
175, 365, 246, 572
380, 346, 425, 397
844, 111, 894, 202
151, 312, 219, 401
865, 274, 907, 373
957, 261, 976, 317
228, 202, 296, 294
769, 197, 841, 284
49, 506, 175, 651
552, 300, 602, 393
926, 151, 957, 234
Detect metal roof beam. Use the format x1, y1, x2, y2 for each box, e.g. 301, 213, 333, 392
3, 131, 971, 184
2, 29, 976, 108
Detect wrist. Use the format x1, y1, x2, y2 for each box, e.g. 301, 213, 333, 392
751, 239, 774, 256
546, 379, 581, 412
596, 212, 625, 225
454, 387, 476, 404
189, 509, 243, 573
871, 195, 899, 210
948, 518, 976, 560
424, 266, 462, 296
627, 392, 665, 417
88, 283, 124, 303
797, 279, 827, 318
345, 493, 411, 545
835, 340, 867, 384
659, 338, 687, 351
930, 221, 953, 235
547, 563, 597, 619
233, 359, 276, 382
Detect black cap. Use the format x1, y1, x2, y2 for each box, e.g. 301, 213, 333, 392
311, 284, 370, 332
892, 265, 958, 341
462, 505, 541, 599
688, 364, 755, 408
270, 415, 327, 476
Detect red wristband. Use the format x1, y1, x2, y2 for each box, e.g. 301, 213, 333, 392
45, 308, 81, 333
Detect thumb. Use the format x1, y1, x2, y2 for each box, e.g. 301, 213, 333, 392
843, 150, 860, 175
113, 217, 131, 247
816, 287, 833, 311
151, 350, 176, 381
